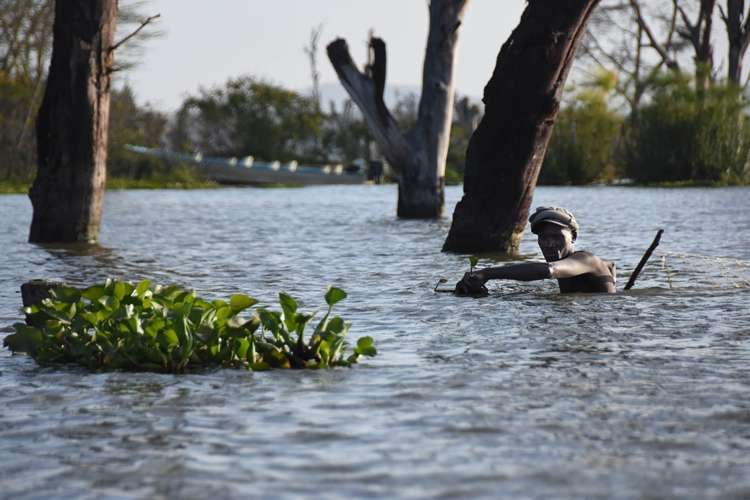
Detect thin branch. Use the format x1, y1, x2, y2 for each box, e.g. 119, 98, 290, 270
109, 13, 160, 53
675, 2, 700, 50
718, 3, 728, 25
665, 1, 679, 48
630, 0, 679, 70
583, 32, 630, 73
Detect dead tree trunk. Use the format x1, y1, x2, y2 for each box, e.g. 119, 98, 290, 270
28, 0, 118, 243
721, 0, 750, 86
327, 0, 468, 218
443, 0, 599, 254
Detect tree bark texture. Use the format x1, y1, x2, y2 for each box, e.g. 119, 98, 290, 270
29, 0, 117, 243
327, 0, 468, 218
443, 0, 599, 254
722, 0, 750, 85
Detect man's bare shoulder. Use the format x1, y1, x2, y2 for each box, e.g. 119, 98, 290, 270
569, 250, 615, 276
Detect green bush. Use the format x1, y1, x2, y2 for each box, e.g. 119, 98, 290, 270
173, 77, 325, 163
624, 74, 750, 184
4, 280, 376, 372
0, 71, 38, 183
541, 86, 622, 185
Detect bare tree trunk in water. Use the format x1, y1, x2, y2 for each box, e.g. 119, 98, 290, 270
29, 0, 117, 243
443, 0, 599, 254
327, 0, 468, 218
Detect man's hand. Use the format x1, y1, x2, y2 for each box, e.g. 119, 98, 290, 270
455, 271, 489, 297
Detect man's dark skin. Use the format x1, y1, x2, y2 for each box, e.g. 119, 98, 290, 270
456, 222, 617, 294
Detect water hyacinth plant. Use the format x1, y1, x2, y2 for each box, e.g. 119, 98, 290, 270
4, 280, 376, 372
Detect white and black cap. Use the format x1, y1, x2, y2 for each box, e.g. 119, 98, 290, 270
529, 206, 579, 240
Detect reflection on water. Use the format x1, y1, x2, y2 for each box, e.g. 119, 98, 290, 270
1, 186, 749, 499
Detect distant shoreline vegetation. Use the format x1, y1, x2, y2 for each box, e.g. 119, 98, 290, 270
538, 72, 750, 187
0, 170, 217, 194
1, 177, 747, 196
2, 69, 749, 190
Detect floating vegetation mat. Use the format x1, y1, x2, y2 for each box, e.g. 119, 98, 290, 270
4, 280, 376, 372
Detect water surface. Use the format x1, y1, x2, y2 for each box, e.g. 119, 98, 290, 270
1, 186, 749, 499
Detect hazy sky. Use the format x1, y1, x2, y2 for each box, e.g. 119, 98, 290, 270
125, 1, 527, 111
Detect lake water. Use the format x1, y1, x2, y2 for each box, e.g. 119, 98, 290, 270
1, 185, 749, 499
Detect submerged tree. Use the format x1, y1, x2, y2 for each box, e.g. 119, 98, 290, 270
444, 0, 600, 253
327, 0, 469, 218
28, 2, 159, 243
29, 0, 119, 243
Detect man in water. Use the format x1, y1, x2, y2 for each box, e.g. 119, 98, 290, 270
456, 207, 616, 295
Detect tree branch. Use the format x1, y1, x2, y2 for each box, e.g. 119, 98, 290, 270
326, 37, 411, 174
718, 3, 729, 25
109, 13, 160, 53
665, 1, 679, 48
625, 229, 664, 290
630, 0, 680, 70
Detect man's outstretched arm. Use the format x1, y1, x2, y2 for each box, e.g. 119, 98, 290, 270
469, 253, 602, 284
474, 262, 552, 282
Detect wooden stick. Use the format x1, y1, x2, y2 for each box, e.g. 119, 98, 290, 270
624, 229, 664, 290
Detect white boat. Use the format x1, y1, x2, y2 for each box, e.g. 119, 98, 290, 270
125, 145, 371, 186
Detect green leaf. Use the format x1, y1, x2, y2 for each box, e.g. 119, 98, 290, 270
4, 324, 43, 354
134, 280, 151, 298
236, 338, 250, 359
469, 255, 479, 269
159, 328, 179, 349
229, 294, 257, 314
354, 336, 377, 357
52, 286, 81, 304
324, 287, 347, 307
81, 285, 106, 302
294, 312, 313, 337
258, 309, 281, 335
37, 303, 72, 324
113, 281, 133, 301
278, 292, 298, 331
143, 318, 166, 338
214, 305, 231, 327
318, 339, 332, 365
326, 316, 345, 334
158, 285, 184, 302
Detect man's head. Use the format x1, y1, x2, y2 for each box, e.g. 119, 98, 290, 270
529, 207, 578, 262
